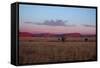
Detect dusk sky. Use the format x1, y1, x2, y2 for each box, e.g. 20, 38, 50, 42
19, 4, 96, 35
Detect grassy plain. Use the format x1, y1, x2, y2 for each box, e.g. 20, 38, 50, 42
19, 37, 96, 64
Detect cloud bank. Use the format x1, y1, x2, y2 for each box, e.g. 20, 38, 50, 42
82, 24, 96, 27
24, 20, 76, 27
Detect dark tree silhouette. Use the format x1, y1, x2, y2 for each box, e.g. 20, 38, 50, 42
58, 38, 60, 40
84, 38, 88, 42
61, 36, 65, 42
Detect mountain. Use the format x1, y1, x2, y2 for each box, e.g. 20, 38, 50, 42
19, 32, 82, 37
19, 32, 50, 37
63, 33, 81, 37
19, 32, 33, 37
81, 34, 96, 37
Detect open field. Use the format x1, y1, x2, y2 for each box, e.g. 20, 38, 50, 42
19, 37, 96, 64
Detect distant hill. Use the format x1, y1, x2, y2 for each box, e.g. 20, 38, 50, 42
19, 32, 95, 37
81, 34, 96, 37
63, 33, 81, 37
19, 32, 81, 37
19, 32, 33, 37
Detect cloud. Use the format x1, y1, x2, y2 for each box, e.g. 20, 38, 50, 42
82, 24, 96, 27
36, 20, 67, 26
35, 20, 76, 27
24, 20, 76, 27
24, 22, 33, 24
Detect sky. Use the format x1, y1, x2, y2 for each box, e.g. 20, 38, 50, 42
19, 4, 96, 35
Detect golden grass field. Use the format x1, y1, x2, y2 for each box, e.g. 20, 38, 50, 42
19, 37, 96, 64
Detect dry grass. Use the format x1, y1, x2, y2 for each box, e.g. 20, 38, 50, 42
19, 37, 96, 64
